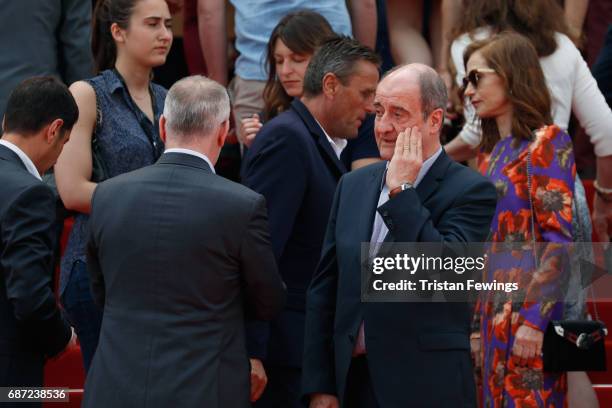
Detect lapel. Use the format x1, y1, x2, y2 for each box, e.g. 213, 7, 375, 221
290, 99, 347, 178
380, 150, 452, 244
0, 143, 28, 173
156, 152, 214, 174
358, 161, 387, 243
414, 149, 452, 204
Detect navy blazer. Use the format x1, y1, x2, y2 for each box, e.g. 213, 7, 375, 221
241, 99, 347, 367
0, 145, 72, 387
302, 152, 498, 407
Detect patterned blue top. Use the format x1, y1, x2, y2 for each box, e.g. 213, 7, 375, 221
59, 69, 166, 295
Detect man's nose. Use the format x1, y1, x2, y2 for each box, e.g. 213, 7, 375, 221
375, 113, 394, 133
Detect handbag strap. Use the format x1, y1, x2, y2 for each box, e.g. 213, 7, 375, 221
526, 147, 539, 269
551, 322, 608, 349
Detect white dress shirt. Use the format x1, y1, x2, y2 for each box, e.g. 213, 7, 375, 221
314, 118, 347, 159
164, 148, 216, 174
0, 139, 41, 180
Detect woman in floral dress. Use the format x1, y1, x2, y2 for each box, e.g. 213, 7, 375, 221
463, 32, 575, 407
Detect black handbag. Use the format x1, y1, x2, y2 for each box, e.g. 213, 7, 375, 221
526, 148, 608, 372
543, 319, 608, 371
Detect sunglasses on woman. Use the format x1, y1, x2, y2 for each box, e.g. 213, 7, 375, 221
461, 68, 496, 91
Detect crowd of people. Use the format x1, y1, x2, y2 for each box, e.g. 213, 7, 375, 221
1, 1, 612, 407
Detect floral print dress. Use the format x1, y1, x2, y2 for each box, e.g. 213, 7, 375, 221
477, 125, 575, 407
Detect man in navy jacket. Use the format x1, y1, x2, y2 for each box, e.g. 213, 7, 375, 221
302, 65, 497, 407
241, 37, 380, 407
0, 77, 77, 402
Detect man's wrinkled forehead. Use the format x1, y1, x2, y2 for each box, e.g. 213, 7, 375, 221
374, 73, 420, 107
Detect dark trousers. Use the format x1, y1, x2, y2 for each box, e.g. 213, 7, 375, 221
0, 353, 44, 408
254, 364, 305, 408
344, 356, 380, 408
61, 260, 102, 373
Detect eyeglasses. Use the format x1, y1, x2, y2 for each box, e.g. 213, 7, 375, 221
461, 68, 497, 91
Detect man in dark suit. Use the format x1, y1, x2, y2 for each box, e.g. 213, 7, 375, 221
83, 76, 286, 408
0, 77, 78, 401
240, 37, 380, 407
302, 64, 498, 407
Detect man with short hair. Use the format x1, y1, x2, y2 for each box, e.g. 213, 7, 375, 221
241, 36, 380, 407
83, 76, 286, 408
302, 64, 497, 407
0, 77, 78, 396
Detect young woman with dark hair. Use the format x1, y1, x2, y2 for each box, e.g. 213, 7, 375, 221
54, 0, 172, 372
241, 10, 380, 170
464, 32, 574, 407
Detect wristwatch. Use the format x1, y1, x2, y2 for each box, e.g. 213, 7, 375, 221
389, 182, 413, 199
594, 180, 612, 203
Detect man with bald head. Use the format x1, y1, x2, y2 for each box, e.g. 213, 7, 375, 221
302, 65, 497, 407
83, 76, 286, 408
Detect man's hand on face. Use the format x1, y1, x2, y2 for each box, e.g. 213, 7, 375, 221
386, 127, 423, 190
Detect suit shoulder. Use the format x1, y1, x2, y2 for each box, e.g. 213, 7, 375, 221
253, 110, 311, 149
342, 160, 386, 185
0, 175, 54, 218
446, 161, 496, 195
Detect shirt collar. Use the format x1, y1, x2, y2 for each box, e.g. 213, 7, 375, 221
163, 148, 216, 174
313, 118, 347, 159
0, 139, 42, 180
105, 69, 125, 94
414, 147, 443, 187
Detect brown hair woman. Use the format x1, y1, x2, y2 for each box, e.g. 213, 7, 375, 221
464, 32, 575, 407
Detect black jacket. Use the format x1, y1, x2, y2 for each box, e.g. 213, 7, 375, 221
0, 144, 71, 387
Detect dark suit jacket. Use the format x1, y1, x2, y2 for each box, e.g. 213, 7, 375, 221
0, 0, 92, 122
241, 99, 347, 367
0, 145, 72, 388
302, 152, 497, 407
83, 153, 286, 408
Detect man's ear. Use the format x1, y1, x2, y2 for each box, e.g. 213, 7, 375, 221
159, 115, 167, 144
321, 72, 340, 98
45, 119, 64, 144
217, 119, 229, 147
428, 108, 444, 135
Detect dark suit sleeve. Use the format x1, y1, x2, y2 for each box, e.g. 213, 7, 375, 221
86, 185, 105, 309
378, 175, 497, 243
241, 126, 307, 359
58, 0, 93, 84
239, 195, 286, 321
241, 126, 309, 260
301, 176, 344, 398
0, 184, 72, 357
